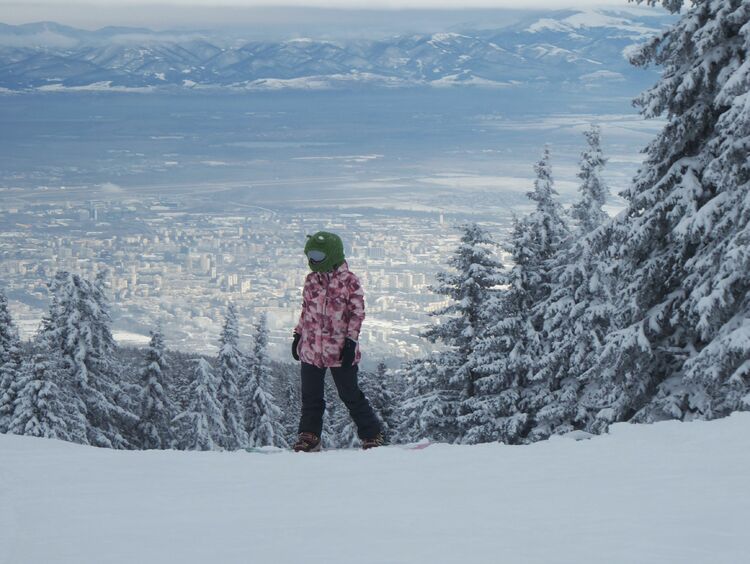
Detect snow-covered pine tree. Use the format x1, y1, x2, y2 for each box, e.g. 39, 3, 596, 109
416, 223, 504, 441
0, 290, 23, 433
363, 361, 396, 441
167, 350, 194, 411
42, 271, 136, 448
532, 128, 615, 439
243, 313, 287, 448
508, 146, 572, 321
216, 304, 249, 449
9, 336, 87, 442
590, 0, 750, 429
525, 146, 572, 279
135, 329, 174, 449
333, 406, 359, 449
466, 223, 537, 445
470, 148, 570, 444
394, 352, 461, 443
278, 369, 300, 444
172, 357, 226, 451
570, 125, 610, 234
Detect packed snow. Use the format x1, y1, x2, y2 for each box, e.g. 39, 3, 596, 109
1, 413, 748, 564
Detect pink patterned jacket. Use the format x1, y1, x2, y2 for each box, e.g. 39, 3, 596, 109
294, 260, 365, 368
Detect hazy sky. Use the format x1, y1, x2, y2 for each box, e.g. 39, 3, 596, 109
1, 0, 629, 8
0, 1, 640, 31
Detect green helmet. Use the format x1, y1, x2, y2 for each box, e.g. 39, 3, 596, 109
304, 231, 345, 273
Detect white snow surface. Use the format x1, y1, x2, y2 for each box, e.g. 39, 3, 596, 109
526, 10, 660, 36
1, 413, 749, 564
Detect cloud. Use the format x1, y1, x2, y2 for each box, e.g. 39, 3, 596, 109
0, 30, 79, 48
0, 0, 627, 16
0, 0, 634, 34
1, 0, 622, 6
108, 32, 210, 44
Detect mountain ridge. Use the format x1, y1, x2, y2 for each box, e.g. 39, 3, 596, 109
0, 8, 674, 92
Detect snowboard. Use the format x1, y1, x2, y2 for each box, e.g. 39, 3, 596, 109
244, 441, 433, 454
402, 440, 433, 450
244, 447, 286, 455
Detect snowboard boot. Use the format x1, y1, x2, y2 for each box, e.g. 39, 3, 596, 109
293, 432, 321, 453
361, 432, 385, 450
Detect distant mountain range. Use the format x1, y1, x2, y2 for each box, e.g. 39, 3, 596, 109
0, 8, 673, 93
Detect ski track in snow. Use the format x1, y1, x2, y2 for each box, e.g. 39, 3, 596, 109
0, 414, 748, 564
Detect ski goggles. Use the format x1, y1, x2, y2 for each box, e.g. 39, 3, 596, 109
306, 250, 327, 263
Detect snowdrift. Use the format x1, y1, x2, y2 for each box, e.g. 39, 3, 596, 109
1, 414, 748, 564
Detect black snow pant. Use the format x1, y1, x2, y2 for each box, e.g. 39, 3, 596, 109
298, 361, 382, 440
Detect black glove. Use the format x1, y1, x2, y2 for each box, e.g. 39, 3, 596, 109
291, 332, 301, 361
339, 338, 357, 368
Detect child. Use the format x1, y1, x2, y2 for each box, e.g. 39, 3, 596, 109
291, 231, 384, 451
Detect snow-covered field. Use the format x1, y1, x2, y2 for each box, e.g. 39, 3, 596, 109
1, 414, 748, 564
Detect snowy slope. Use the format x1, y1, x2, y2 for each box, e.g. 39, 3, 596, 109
1, 414, 748, 564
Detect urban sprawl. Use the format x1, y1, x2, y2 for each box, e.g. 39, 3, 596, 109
0, 195, 489, 366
